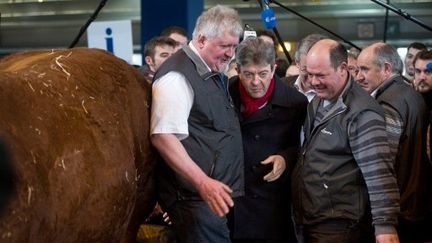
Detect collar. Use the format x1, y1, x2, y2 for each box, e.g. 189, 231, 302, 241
183, 42, 219, 81
311, 75, 352, 113
294, 75, 316, 101
230, 75, 293, 110
371, 74, 401, 98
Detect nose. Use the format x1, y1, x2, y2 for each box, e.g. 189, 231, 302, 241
225, 46, 235, 57
309, 75, 319, 86
355, 71, 364, 83
251, 74, 261, 85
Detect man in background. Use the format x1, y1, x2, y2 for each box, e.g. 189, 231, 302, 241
288, 33, 327, 102
356, 42, 432, 243
404, 42, 427, 82
160, 26, 188, 52
138, 36, 176, 85
414, 50, 432, 163
347, 47, 360, 77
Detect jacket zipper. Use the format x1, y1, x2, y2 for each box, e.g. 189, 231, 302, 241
209, 153, 218, 177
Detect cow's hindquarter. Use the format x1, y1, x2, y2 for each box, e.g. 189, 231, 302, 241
0, 48, 155, 243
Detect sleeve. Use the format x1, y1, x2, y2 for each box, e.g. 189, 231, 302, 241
348, 110, 400, 235
150, 71, 194, 141
381, 103, 404, 163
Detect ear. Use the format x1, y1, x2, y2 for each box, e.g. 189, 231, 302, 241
383, 62, 392, 75
338, 62, 348, 74
196, 34, 207, 49
144, 56, 153, 67
271, 63, 277, 76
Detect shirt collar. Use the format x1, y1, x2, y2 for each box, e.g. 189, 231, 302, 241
189, 42, 211, 72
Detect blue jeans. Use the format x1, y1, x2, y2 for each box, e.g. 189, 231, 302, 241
166, 200, 231, 243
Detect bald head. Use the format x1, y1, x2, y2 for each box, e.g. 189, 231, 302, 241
306, 39, 349, 100
356, 42, 402, 93
307, 39, 334, 67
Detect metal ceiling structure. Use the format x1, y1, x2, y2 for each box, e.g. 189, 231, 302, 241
0, 0, 431, 55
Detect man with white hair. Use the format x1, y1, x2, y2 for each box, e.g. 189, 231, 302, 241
150, 5, 243, 243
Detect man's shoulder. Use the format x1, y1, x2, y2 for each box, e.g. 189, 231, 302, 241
380, 78, 425, 108
274, 76, 308, 106
154, 50, 194, 80
346, 82, 385, 116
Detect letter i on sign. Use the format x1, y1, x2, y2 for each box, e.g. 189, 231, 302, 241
105, 28, 114, 54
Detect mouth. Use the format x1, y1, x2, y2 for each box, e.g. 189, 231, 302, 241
417, 80, 426, 87
220, 58, 230, 64
359, 83, 368, 88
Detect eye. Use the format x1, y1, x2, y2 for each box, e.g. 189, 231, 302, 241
258, 72, 269, 79
243, 72, 253, 79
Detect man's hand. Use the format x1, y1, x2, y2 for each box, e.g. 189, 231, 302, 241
376, 233, 399, 243
261, 155, 286, 182
197, 177, 234, 217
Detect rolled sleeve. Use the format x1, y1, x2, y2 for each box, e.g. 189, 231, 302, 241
150, 71, 194, 140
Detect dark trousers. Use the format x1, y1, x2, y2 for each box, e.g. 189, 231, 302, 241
232, 239, 290, 243
398, 216, 432, 243
166, 200, 230, 243
296, 219, 374, 243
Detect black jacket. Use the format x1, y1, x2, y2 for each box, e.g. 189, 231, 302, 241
292, 80, 397, 227
375, 75, 432, 221
228, 75, 307, 240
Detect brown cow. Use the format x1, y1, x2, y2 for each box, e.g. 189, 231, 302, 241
0, 48, 156, 242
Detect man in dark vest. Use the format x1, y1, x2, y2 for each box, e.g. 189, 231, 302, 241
292, 39, 400, 243
150, 5, 244, 243
356, 42, 432, 243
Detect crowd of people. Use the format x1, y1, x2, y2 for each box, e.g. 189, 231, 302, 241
139, 4, 432, 243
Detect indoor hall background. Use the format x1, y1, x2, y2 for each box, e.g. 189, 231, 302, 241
0, 0, 431, 62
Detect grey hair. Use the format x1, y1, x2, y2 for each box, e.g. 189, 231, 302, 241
294, 33, 327, 63
192, 5, 243, 40
236, 37, 276, 69
347, 47, 360, 60
373, 43, 403, 75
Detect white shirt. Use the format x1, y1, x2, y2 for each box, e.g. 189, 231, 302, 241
150, 42, 208, 140
294, 75, 316, 102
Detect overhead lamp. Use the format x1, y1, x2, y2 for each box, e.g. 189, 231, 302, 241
278, 41, 291, 52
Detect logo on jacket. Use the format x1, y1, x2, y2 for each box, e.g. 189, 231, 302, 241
320, 128, 333, 135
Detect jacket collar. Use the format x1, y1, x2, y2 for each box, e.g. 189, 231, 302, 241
230, 75, 292, 123
373, 74, 403, 99
309, 76, 353, 125
182, 44, 219, 81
